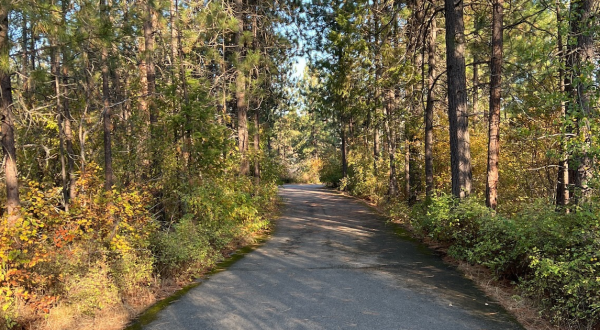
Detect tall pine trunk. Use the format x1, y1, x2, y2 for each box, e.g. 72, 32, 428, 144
445, 0, 472, 199
101, 0, 114, 191
555, 0, 569, 207
425, 15, 436, 200
254, 107, 260, 184
341, 119, 348, 180
385, 88, 397, 196
571, 0, 594, 203
486, 0, 503, 210
144, 4, 158, 175
0, 6, 20, 221
235, 0, 249, 175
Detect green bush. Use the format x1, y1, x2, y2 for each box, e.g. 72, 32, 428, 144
412, 194, 492, 257
154, 215, 214, 276
154, 176, 276, 277
410, 195, 600, 327
319, 155, 343, 187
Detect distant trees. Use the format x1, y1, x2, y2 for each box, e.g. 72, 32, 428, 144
0, 0, 293, 217
297, 0, 598, 209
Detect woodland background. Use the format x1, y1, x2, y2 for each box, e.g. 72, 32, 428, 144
273, 0, 599, 329
0, 0, 599, 329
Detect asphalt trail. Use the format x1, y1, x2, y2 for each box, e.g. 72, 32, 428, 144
142, 184, 523, 330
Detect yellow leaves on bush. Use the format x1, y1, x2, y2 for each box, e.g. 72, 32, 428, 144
0, 162, 156, 319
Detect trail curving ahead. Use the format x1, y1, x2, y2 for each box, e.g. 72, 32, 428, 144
142, 184, 523, 330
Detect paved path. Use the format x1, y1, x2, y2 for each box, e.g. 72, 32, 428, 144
142, 184, 523, 330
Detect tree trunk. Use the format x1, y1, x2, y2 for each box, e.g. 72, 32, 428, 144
252, 4, 260, 184
144, 3, 158, 175
373, 0, 381, 173
341, 119, 348, 181
102, 47, 114, 191
51, 40, 69, 208
235, 0, 249, 175
571, 0, 594, 203
425, 15, 436, 200
101, 0, 114, 191
170, 0, 178, 84
404, 127, 410, 199
59, 0, 75, 202
486, 0, 503, 210
385, 88, 397, 196
555, 0, 569, 207
63, 65, 76, 200
445, 0, 472, 199
254, 107, 260, 184
138, 16, 149, 172
0, 7, 20, 221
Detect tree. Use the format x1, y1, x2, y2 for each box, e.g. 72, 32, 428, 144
569, 0, 595, 204
486, 0, 503, 210
236, 0, 250, 176
0, 3, 20, 220
424, 5, 437, 200
445, 0, 472, 199
101, 0, 114, 191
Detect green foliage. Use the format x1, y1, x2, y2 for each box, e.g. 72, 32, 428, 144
342, 151, 387, 203
154, 176, 276, 277
319, 154, 343, 187
0, 165, 278, 327
153, 215, 214, 277
411, 196, 600, 327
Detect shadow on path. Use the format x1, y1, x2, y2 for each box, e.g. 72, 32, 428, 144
138, 184, 524, 330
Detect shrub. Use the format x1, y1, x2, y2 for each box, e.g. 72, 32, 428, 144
154, 176, 275, 278
153, 215, 214, 277
410, 195, 600, 327
319, 155, 343, 187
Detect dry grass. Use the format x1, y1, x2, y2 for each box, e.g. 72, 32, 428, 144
31, 231, 270, 330
30, 271, 204, 330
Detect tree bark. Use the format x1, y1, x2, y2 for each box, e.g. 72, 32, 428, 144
0, 7, 20, 221
51, 38, 68, 207
404, 126, 410, 199
63, 66, 76, 200
254, 107, 260, 184
144, 3, 159, 175
102, 49, 114, 191
235, 0, 249, 175
486, 0, 503, 210
101, 0, 114, 191
341, 119, 348, 181
385, 88, 397, 196
555, 0, 569, 207
425, 15, 436, 200
373, 0, 381, 172
571, 0, 594, 203
445, 0, 472, 199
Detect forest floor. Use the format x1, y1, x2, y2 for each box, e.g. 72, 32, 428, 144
136, 184, 523, 330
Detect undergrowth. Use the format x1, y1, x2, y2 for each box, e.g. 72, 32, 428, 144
0, 164, 279, 329
407, 194, 600, 329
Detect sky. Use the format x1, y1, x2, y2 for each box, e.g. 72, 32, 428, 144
292, 56, 307, 79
